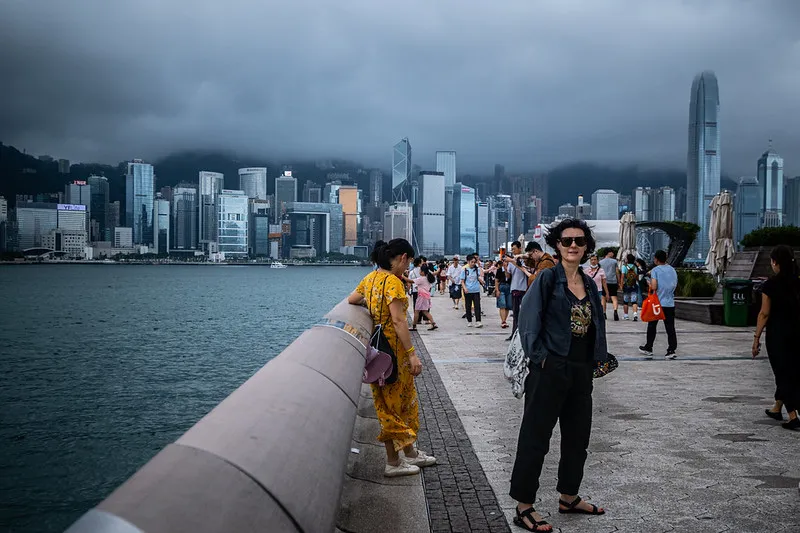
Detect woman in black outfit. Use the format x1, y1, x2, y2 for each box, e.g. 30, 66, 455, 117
753, 245, 800, 430
510, 219, 608, 532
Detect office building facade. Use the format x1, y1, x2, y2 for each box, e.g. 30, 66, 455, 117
785, 176, 800, 228
591, 189, 620, 220
275, 172, 298, 223
172, 185, 198, 251
734, 177, 761, 245
238, 167, 268, 200
217, 190, 248, 257
419, 171, 445, 257
453, 184, 476, 255
154, 196, 170, 254
686, 70, 721, 258
384, 202, 413, 243
757, 148, 784, 227
284, 202, 344, 256
338, 185, 360, 247
199, 171, 224, 252
476, 202, 489, 257
435, 151, 457, 188
126, 160, 155, 246
392, 138, 412, 196
87, 175, 110, 241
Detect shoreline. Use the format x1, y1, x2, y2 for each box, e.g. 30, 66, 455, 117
0, 261, 371, 267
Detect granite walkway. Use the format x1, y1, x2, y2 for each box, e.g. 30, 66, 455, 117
415, 291, 800, 533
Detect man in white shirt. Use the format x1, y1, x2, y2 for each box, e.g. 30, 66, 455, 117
446, 255, 464, 309
503, 241, 531, 340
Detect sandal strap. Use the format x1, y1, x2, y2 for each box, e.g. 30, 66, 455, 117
559, 496, 582, 509
518, 507, 537, 519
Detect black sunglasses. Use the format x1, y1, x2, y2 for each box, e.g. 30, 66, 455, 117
559, 236, 587, 247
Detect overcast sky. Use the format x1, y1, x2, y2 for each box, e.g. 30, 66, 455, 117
1, 0, 798, 176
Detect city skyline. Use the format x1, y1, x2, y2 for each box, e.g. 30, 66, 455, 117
1, 1, 798, 176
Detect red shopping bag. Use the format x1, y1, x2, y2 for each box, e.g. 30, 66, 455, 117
640, 291, 665, 322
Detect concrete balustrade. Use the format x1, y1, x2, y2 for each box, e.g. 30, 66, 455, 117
65, 299, 374, 533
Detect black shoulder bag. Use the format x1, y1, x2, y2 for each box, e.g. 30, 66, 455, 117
368, 274, 399, 385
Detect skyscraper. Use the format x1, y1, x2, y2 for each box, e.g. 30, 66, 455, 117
369, 169, 383, 207
591, 189, 620, 220
198, 171, 224, 252
275, 171, 298, 223
476, 202, 489, 257
453, 184, 476, 255
392, 138, 412, 198
217, 190, 248, 257
757, 146, 784, 227
419, 171, 445, 257
734, 177, 761, 245
65, 179, 91, 239
87, 175, 109, 241
383, 202, 413, 242
154, 195, 170, 255
435, 151, 457, 188
686, 70, 721, 258
338, 185, 360, 247
126, 160, 155, 246
238, 167, 268, 200
785, 177, 800, 227
172, 184, 198, 250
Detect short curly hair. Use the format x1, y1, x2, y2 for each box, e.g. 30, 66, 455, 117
544, 218, 597, 261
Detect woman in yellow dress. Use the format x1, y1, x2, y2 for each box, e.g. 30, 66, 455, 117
348, 238, 437, 477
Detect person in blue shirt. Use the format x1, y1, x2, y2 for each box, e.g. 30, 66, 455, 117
461, 254, 485, 327
639, 250, 678, 359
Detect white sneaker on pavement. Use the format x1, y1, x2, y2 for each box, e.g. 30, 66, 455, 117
403, 449, 437, 467
475, 323, 483, 328
384, 460, 421, 477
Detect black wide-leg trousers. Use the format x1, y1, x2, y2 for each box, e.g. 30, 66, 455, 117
510, 356, 594, 504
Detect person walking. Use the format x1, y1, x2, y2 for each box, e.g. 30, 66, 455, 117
753, 245, 800, 430
583, 254, 610, 309
347, 239, 437, 477
437, 260, 448, 294
495, 260, 513, 329
509, 218, 608, 532
504, 241, 531, 339
411, 264, 438, 331
599, 250, 620, 320
447, 256, 464, 309
635, 258, 649, 309
638, 250, 678, 359
620, 254, 639, 321
483, 259, 496, 297
461, 254, 485, 328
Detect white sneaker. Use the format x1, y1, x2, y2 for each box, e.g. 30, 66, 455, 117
467, 322, 474, 327
623, 314, 629, 320
475, 323, 483, 328
384, 460, 421, 477
404, 449, 437, 467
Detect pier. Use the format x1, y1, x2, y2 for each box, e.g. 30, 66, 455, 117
66, 292, 800, 532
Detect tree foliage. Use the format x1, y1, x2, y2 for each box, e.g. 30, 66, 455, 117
741, 226, 800, 248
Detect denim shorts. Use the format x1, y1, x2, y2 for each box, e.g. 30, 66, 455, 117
623, 288, 638, 304
496, 283, 512, 309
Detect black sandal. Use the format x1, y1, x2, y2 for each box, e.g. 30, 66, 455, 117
513, 506, 551, 532
558, 496, 605, 515
765, 408, 783, 421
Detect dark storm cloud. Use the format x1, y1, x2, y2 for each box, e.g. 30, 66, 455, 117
1, 0, 798, 175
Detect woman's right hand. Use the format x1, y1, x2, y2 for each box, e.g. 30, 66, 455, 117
494, 288, 499, 297
408, 354, 423, 376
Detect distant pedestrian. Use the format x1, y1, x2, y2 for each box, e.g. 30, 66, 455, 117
483, 260, 496, 297
599, 250, 620, 320
347, 239, 437, 477
639, 250, 678, 359
620, 254, 639, 321
495, 259, 512, 329
504, 241, 530, 340
411, 264, 438, 331
526, 241, 556, 285
447, 256, 464, 309
583, 254, 610, 310
753, 245, 800, 430
635, 258, 649, 307
461, 254, 485, 328
438, 260, 448, 294
510, 218, 607, 532
409, 258, 422, 310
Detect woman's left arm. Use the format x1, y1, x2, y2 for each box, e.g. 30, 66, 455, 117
753, 294, 771, 358
347, 291, 366, 306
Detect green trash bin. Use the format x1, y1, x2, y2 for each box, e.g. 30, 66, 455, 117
722, 278, 753, 327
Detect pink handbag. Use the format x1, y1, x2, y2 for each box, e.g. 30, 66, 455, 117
363, 340, 394, 386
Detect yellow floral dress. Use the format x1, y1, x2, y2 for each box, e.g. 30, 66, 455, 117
356, 270, 420, 451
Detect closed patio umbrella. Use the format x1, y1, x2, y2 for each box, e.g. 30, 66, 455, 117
705, 191, 735, 277
618, 212, 637, 260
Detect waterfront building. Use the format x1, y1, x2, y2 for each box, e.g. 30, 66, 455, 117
251, 214, 271, 256
198, 171, 224, 252
323, 181, 341, 205
41, 229, 87, 259
0, 196, 7, 222
383, 202, 413, 243
559, 203, 576, 218
284, 202, 344, 256
757, 146, 784, 227
419, 171, 445, 257
686, 70, 721, 258
16, 203, 87, 250
734, 177, 761, 245
108, 201, 120, 230
114, 227, 133, 248
591, 189, 619, 220
785, 176, 800, 228
392, 138, 412, 199
369, 170, 383, 207
453, 184, 476, 255
87, 176, 110, 241
436, 151, 457, 188
154, 195, 170, 255
275, 171, 298, 223
217, 190, 248, 257
126, 160, 155, 246
476, 201, 490, 257
338, 185, 360, 247
488, 194, 514, 254
172, 185, 198, 251
65, 180, 91, 219
238, 167, 268, 200
576, 196, 592, 220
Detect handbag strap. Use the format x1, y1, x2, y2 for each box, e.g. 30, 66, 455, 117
368, 272, 392, 330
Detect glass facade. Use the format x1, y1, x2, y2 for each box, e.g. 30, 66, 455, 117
786, 177, 800, 228
591, 189, 619, 220
172, 185, 198, 250
88, 176, 109, 241
420, 172, 445, 257
284, 202, 343, 256
435, 151, 457, 188
238, 167, 268, 200
154, 197, 170, 254
735, 177, 762, 245
686, 71, 720, 258
16, 204, 58, 249
252, 214, 271, 256
198, 171, 224, 250
369, 169, 383, 206
392, 138, 412, 191
453, 184, 476, 255
476, 202, 489, 257
275, 175, 297, 223
757, 149, 784, 227
126, 161, 155, 246
217, 190, 248, 257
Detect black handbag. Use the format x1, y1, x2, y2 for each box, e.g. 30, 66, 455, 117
368, 274, 399, 385
593, 353, 618, 379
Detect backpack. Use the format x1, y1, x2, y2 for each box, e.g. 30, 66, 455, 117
624, 265, 638, 288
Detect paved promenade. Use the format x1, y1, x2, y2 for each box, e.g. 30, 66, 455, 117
338, 291, 799, 532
